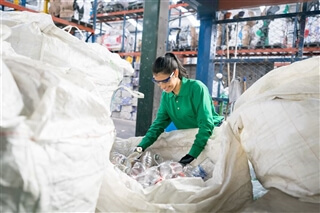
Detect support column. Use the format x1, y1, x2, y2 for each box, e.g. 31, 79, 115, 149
297, 2, 307, 58
91, 0, 97, 43
195, 4, 217, 95
135, 0, 169, 136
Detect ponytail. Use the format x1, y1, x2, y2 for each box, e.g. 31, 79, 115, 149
152, 52, 189, 79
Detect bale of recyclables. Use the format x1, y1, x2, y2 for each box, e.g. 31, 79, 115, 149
1, 11, 133, 212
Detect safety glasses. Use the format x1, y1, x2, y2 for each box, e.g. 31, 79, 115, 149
152, 72, 174, 84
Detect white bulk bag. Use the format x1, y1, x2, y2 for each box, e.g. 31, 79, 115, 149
229, 56, 320, 203
1, 11, 134, 109
1, 42, 114, 212
0, 11, 133, 212
96, 125, 253, 212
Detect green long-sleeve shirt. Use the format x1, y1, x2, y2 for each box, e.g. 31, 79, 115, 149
138, 77, 224, 158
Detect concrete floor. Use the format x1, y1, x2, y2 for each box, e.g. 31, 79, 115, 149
112, 117, 136, 139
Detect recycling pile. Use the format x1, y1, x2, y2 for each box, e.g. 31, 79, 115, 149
110, 150, 214, 188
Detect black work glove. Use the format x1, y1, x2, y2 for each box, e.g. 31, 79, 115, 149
179, 154, 195, 166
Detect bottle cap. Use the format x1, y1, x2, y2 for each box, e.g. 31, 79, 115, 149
136, 147, 143, 153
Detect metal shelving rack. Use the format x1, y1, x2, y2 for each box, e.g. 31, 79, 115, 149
0, 0, 96, 35
211, 1, 320, 116
213, 2, 320, 78
94, 2, 197, 58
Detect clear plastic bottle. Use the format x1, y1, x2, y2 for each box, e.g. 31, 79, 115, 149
159, 161, 184, 179
126, 147, 143, 168
130, 161, 146, 177
169, 162, 183, 178
154, 153, 163, 165
141, 151, 153, 168
183, 164, 194, 177
115, 164, 131, 174
159, 161, 173, 179
192, 158, 215, 181
143, 167, 161, 187
110, 152, 127, 165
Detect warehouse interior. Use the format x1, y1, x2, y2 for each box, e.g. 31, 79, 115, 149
1, 0, 320, 212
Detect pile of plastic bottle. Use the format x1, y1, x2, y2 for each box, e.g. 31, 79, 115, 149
110, 150, 215, 188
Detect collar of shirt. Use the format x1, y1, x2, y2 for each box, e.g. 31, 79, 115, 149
168, 77, 189, 98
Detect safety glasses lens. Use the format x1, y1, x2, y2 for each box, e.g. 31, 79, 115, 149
152, 72, 174, 84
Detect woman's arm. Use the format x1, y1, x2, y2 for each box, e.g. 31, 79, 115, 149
188, 82, 215, 158
138, 93, 171, 150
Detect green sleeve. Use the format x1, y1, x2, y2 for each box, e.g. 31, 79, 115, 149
188, 83, 215, 158
138, 93, 171, 150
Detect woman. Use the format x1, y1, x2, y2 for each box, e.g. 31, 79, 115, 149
135, 52, 224, 165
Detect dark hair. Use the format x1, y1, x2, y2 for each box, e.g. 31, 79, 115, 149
152, 52, 188, 79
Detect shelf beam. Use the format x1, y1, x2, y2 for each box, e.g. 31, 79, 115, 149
216, 47, 320, 56
218, 0, 311, 11
0, 0, 94, 33
117, 50, 199, 57
97, 8, 144, 18
116, 46, 320, 58
96, 3, 189, 21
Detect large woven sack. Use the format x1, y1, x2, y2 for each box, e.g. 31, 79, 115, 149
96, 125, 253, 212
1, 11, 133, 109
229, 56, 320, 203
1, 11, 133, 212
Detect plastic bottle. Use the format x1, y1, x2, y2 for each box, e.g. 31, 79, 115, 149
154, 153, 164, 165
169, 162, 183, 178
159, 161, 184, 179
130, 161, 145, 177
126, 148, 143, 167
159, 161, 173, 179
141, 167, 161, 188
183, 164, 194, 177
192, 158, 215, 181
110, 152, 127, 165
115, 164, 130, 174
141, 151, 153, 168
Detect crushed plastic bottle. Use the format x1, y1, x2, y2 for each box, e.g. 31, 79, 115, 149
159, 161, 184, 179
170, 162, 184, 178
130, 161, 145, 177
115, 164, 131, 174
182, 164, 194, 177
154, 153, 163, 165
192, 158, 215, 181
110, 152, 127, 165
136, 167, 162, 188
159, 161, 173, 179
111, 150, 215, 187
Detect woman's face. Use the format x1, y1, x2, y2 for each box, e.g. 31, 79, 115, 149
152, 70, 179, 93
